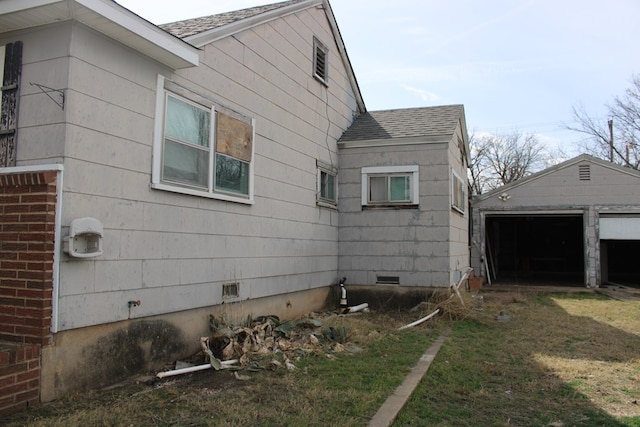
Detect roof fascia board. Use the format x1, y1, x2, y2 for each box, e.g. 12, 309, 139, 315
184, 0, 319, 47
76, 0, 199, 67
322, 0, 366, 113
339, 135, 451, 149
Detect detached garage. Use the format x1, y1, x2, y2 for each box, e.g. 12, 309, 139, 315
471, 154, 640, 288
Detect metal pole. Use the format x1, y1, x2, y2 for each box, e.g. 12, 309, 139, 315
608, 119, 614, 162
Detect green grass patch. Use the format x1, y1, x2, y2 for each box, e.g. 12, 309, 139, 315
395, 292, 640, 426
5, 291, 640, 426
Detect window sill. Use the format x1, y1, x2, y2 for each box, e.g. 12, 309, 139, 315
362, 204, 419, 210
452, 205, 465, 215
317, 200, 338, 210
151, 182, 254, 205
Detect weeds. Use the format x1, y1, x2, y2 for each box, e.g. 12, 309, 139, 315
4, 290, 640, 427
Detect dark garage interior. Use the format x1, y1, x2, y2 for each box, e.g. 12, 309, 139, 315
601, 240, 640, 287
485, 215, 584, 285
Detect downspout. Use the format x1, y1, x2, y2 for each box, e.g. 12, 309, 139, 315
52, 166, 64, 333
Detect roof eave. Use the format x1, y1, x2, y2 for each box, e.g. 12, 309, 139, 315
184, 0, 320, 47
339, 134, 452, 149
322, 0, 366, 113
0, 0, 199, 69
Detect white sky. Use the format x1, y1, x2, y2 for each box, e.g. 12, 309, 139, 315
116, 0, 640, 156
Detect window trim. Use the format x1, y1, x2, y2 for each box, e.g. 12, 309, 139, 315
152, 76, 255, 205
316, 161, 337, 208
361, 165, 419, 207
312, 37, 328, 86
451, 169, 466, 214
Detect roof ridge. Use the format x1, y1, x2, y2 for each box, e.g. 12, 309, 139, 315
368, 104, 464, 114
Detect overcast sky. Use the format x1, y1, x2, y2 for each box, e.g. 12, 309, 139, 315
117, 0, 640, 157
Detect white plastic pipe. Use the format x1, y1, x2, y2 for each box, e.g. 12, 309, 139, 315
348, 302, 368, 312
341, 302, 369, 314
399, 308, 440, 330
156, 359, 238, 379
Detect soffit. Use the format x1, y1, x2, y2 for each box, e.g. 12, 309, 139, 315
0, 0, 199, 69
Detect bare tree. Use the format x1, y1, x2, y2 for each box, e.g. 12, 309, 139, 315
468, 131, 547, 194
568, 74, 640, 169
467, 132, 489, 195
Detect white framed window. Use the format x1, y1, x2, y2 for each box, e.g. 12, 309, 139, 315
451, 169, 466, 214
361, 165, 419, 207
313, 37, 328, 86
317, 161, 337, 208
152, 76, 255, 204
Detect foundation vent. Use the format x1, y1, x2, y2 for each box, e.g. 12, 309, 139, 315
578, 164, 591, 181
376, 275, 400, 285
222, 282, 239, 298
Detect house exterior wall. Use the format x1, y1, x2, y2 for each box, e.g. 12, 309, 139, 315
42, 8, 354, 330
2, 4, 359, 401
6, 24, 71, 165
471, 157, 640, 287
338, 141, 458, 287
447, 127, 470, 284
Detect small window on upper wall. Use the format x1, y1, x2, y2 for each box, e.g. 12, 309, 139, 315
152, 76, 255, 204
313, 37, 328, 86
361, 165, 419, 208
317, 161, 337, 208
451, 170, 466, 214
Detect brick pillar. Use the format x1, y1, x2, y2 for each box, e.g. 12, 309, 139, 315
0, 170, 57, 415
0, 170, 57, 346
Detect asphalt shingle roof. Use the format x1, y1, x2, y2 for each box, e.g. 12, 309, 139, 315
339, 105, 464, 142
159, 0, 305, 38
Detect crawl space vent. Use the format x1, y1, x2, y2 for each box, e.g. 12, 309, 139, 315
578, 164, 591, 181
222, 282, 239, 298
376, 275, 400, 285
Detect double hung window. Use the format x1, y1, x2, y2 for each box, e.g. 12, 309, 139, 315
317, 161, 337, 207
451, 170, 466, 214
153, 76, 255, 204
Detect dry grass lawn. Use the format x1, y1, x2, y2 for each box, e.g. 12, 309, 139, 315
4, 289, 640, 426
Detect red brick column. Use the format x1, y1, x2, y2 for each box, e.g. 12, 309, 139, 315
0, 170, 58, 415
0, 343, 40, 415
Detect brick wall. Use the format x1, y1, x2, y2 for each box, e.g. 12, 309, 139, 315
0, 170, 58, 414
0, 343, 40, 415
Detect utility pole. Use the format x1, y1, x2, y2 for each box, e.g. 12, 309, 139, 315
608, 118, 614, 162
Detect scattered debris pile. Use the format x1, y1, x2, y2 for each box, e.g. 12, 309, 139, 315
156, 313, 352, 380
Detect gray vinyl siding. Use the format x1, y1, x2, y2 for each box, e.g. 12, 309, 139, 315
338, 142, 462, 287
10, 6, 356, 330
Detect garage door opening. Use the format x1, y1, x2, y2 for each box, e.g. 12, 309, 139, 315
601, 240, 640, 287
486, 215, 584, 285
